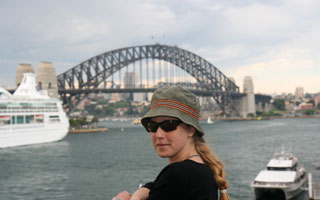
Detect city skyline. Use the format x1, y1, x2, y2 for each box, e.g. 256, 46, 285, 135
0, 0, 319, 94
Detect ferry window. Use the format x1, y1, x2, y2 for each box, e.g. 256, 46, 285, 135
17, 116, 24, 124
12, 116, 15, 124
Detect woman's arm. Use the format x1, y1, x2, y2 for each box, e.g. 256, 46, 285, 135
112, 191, 132, 200
130, 187, 150, 200
112, 187, 150, 200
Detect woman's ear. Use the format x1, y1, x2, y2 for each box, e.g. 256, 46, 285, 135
188, 126, 196, 137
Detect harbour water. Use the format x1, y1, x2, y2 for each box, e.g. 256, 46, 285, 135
0, 118, 319, 200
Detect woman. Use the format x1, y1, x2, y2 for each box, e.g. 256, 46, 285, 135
113, 86, 229, 200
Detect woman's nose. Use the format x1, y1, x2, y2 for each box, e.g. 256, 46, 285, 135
155, 128, 165, 138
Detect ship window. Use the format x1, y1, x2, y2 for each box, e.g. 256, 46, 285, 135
17, 115, 24, 124
0, 115, 10, 125
35, 115, 44, 123
12, 116, 15, 124
29, 115, 35, 123
267, 167, 288, 171
25, 115, 34, 124
49, 115, 60, 123
0, 105, 7, 109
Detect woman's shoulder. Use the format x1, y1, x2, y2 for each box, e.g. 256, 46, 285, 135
173, 159, 209, 169
163, 159, 210, 175
153, 160, 193, 187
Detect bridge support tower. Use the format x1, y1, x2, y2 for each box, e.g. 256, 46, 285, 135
37, 61, 59, 98
239, 76, 256, 118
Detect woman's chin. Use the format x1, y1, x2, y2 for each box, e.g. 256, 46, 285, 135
156, 152, 170, 158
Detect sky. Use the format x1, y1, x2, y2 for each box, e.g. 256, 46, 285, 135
0, 0, 319, 95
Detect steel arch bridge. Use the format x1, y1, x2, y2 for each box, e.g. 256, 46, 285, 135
57, 44, 243, 116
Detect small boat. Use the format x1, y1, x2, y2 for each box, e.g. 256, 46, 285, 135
207, 117, 213, 124
132, 119, 141, 125
251, 146, 308, 199
0, 73, 69, 148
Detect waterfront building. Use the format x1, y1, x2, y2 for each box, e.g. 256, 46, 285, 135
299, 102, 313, 110
133, 84, 148, 102
110, 85, 122, 102
295, 87, 304, 99
314, 92, 320, 109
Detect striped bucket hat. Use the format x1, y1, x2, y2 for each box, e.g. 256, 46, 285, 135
141, 86, 204, 135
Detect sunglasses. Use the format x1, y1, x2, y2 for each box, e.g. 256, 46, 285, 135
144, 120, 183, 133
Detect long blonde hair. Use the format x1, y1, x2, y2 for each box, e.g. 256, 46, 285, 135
193, 133, 230, 200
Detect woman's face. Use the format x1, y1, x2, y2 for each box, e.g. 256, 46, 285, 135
149, 116, 195, 162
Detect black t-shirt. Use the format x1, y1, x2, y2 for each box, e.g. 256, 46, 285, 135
144, 159, 218, 200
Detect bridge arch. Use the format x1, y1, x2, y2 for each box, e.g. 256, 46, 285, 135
58, 44, 241, 115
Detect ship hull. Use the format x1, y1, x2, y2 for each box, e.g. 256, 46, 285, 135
252, 175, 308, 200
0, 123, 68, 148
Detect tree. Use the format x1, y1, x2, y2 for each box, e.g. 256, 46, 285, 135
307, 99, 315, 106
125, 105, 135, 116
273, 99, 286, 111
103, 106, 115, 116
91, 116, 99, 128
304, 109, 315, 115
69, 118, 80, 128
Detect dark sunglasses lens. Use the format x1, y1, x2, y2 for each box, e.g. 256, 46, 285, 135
147, 120, 182, 133
147, 121, 159, 132
160, 121, 180, 132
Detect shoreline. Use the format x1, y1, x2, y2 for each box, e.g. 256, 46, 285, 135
68, 127, 108, 134
203, 115, 320, 121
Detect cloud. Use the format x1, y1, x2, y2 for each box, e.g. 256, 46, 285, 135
0, 0, 319, 94
228, 47, 319, 93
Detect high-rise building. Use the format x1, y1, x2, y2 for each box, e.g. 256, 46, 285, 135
123, 72, 138, 101
295, 87, 304, 99
124, 72, 137, 88
314, 92, 320, 109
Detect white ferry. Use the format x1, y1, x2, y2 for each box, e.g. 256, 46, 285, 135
207, 117, 214, 124
251, 146, 308, 199
0, 73, 69, 148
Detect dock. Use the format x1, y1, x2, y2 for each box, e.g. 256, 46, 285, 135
68, 127, 108, 134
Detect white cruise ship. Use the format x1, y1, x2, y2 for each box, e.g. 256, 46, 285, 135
0, 73, 69, 148
251, 146, 308, 199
